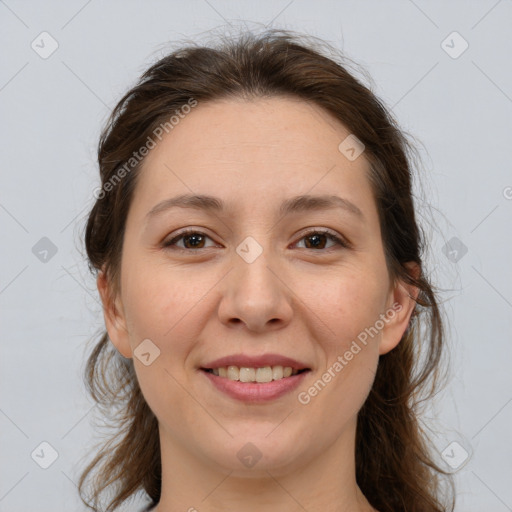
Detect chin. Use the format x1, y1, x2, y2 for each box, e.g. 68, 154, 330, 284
199, 433, 307, 475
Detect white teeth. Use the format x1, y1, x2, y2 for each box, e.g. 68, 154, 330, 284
272, 365, 284, 380
208, 365, 302, 383
256, 367, 273, 383
239, 367, 255, 382
227, 366, 239, 380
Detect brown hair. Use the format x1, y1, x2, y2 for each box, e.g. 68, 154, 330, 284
79, 27, 454, 512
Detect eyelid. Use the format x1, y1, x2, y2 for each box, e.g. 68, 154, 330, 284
163, 228, 219, 250
294, 227, 351, 249
162, 227, 352, 251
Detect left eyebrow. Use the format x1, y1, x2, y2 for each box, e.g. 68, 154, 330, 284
145, 193, 364, 221
279, 194, 364, 219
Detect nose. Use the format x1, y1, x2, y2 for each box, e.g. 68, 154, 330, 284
217, 243, 294, 332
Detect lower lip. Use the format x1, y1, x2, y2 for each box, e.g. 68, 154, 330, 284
200, 369, 310, 403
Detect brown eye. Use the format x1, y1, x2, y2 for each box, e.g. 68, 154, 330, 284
296, 230, 349, 250
162, 228, 350, 252
163, 230, 214, 250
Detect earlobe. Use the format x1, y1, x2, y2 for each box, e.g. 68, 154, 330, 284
378, 263, 420, 356
97, 270, 133, 359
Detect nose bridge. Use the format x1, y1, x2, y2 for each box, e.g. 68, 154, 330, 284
233, 234, 281, 299
218, 234, 293, 330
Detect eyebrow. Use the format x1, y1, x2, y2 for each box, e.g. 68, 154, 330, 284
145, 193, 364, 221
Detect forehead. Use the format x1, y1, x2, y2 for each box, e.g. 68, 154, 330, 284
131, 97, 375, 218
150, 96, 354, 166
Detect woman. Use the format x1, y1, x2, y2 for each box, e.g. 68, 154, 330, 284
79, 28, 454, 512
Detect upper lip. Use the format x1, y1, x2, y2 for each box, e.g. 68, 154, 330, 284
201, 353, 311, 371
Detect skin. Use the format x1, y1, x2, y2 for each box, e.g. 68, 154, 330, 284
97, 97, 419, 512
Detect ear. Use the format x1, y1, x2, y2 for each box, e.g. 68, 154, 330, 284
97, 269, 133, 359
378, 262, 420, 356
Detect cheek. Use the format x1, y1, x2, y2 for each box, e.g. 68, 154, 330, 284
296, 290, 382, 436
299, 263, 388, 345
122, 256, 208, 341
121, 263, 210, 433
293, 263, 386, 414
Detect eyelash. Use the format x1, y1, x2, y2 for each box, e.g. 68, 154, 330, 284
162, 228, 351, 252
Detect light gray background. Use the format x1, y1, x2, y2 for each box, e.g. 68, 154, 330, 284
1, 1, 511, 511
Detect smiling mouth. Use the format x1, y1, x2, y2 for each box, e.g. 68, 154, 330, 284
201, 366, 310, 383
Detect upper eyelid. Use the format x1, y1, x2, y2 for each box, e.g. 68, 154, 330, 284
164, 228, 350, 249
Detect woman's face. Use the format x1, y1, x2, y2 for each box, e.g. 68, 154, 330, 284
99, 97, 415, 476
